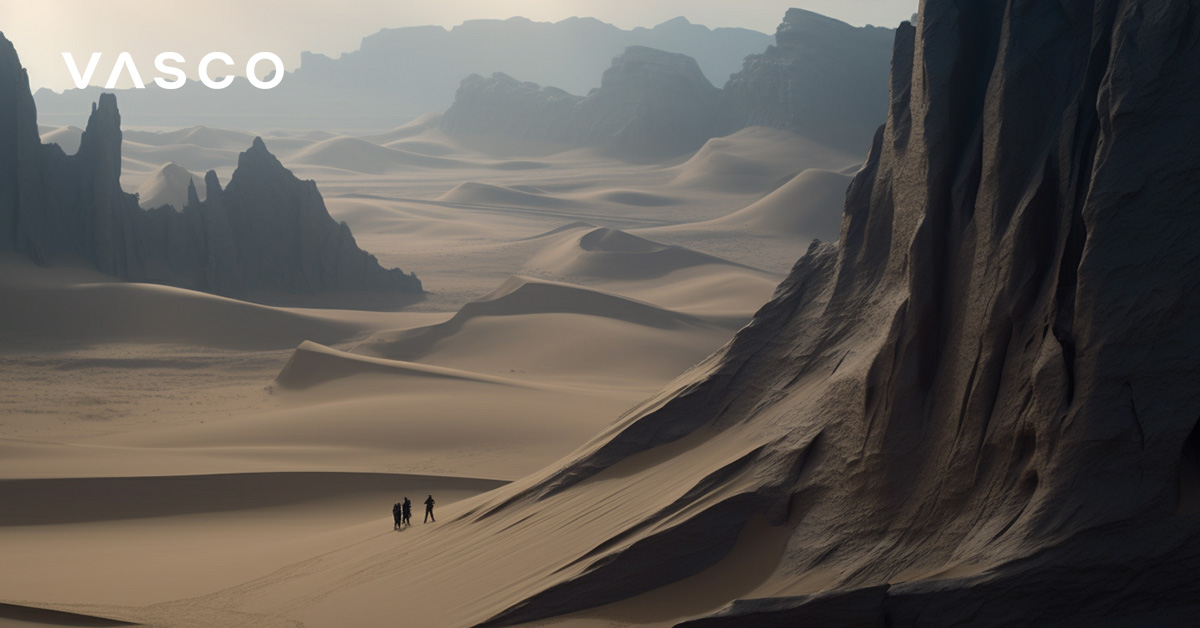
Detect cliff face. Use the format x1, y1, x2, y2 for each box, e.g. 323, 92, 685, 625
455, 0, 1200, 625
722, 8, 895, 152
0, 33, 420, 298
441, 11, 895, 159
441, 46, 721, 159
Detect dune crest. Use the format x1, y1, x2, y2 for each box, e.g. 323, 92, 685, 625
438, 181, 579, 209
526, 226, 758, 281
351, 275, 738, 388
678, 168, 851, 239
275, 340, 536, 390
290, 136, 467, 173
135, 161, 205, 210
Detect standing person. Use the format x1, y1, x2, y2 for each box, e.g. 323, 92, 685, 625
402, 497, 412, 527
392, 502, 402, 530
424, 494, 436, 523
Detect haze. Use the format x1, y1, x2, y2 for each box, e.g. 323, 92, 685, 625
4, 0, 917, 92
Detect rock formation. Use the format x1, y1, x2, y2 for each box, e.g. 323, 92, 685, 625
441, 46, 722, 159
441, 10, 895, 158
722, 8, 895, 153
0, 32, 420, 298
445, 0, 1200, 624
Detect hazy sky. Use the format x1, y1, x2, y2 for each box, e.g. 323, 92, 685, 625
2, 1, 918, 92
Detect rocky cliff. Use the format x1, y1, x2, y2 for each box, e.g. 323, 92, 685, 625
441, 10, 895, 158
722, 8, 895, 153
448, 0, 1200, 624
441, 46, 722, 159
0, 33, 420, 298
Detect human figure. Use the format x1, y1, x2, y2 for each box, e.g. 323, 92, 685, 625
402, 497, 412, 527
392, 502, 402, 529
424, 494, 436, 523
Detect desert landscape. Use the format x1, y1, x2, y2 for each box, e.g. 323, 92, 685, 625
3, 1, 1200, 627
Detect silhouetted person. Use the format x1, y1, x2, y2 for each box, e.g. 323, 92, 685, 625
424, 494, 436, 523
392, 502, 402, 530
402, 497, 412, 526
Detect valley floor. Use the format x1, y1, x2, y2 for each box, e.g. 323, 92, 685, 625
0, 120, 858, 627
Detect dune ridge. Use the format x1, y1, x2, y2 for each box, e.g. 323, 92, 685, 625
526, 226, 761, 281
274, 340, 544, 390
353, 275, 725, 365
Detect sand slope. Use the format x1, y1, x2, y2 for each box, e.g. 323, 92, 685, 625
39, 125, 83, 154
691, 168, 851, 238
669, 126, 860, 193
290, 136, 468, 173
0, 473, 503, 608
123, 126, 258, 150
353, 276, 733, 387
0, 257, 370, 349
135, 161, 205, 210
275, 340, 540, 390
438, 182, 580, 209
525, 226, 760, 281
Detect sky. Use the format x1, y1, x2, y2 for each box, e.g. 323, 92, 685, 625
1, 1, 919, 92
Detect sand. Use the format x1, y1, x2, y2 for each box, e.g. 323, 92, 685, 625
5, 119, 858, 626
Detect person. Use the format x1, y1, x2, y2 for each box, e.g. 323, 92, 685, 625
402, 497, 412, 527
424, 494, 436, 523
392, 502, 402, 530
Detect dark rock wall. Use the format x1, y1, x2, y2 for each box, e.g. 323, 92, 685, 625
467, 1, 1200, 625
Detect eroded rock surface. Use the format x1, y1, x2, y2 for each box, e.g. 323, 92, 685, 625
465, 0, 1200, 625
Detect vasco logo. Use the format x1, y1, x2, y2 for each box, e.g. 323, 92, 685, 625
61, 52, 285, 90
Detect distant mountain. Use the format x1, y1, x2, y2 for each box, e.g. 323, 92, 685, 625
32, 16, 771, 131
0, 33, 421, 298
722, 8, 896, 152
442, 46, 724, 160
442, 10, 895, 158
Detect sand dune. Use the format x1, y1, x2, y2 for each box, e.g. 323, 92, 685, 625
121, 141, 240, 175
578, 189, 681, 207
135, 161, 205, 210
0, 603, 135, 627
487, 159, 553, 170
525, 226, 760, 281
123, 126, 258, 150
669, 126, 860, 193
289, 136, 468, 173
438, 181, 580, 209
631, 168, 852, 274
0, 472, 503, 526
39, 125, 83, 154
351, 276, 733, 389
0, 257, 368, 349
381, 139, 460, 156
275, 340, 538, 390
651, 168, 851, 241
0, 472, 503, 608
701, 168, 850, 237
360, 113, 443, 145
